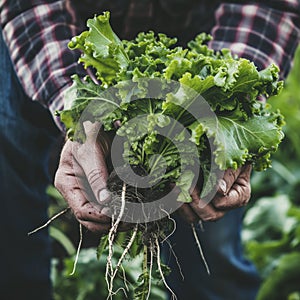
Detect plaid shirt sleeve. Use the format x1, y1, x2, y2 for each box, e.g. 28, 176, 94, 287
1, 1, 300, 132
209, 1, 300, 79
0, 0, 86, 131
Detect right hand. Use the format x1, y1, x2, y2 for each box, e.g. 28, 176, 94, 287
177, 164, 252, 224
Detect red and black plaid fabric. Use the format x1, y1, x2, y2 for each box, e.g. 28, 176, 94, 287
1, 0, 300, 131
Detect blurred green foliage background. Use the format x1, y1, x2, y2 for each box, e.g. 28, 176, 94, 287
242, 45, 300, 300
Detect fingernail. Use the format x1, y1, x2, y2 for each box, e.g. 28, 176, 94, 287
219, 179, 227, 195
98, 189, 111, 203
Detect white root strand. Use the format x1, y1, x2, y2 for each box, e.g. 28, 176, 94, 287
191, 223, 210, 275
155, 238, 177, 300
28, 207, 70, 235
198, 220, 205, 232
111, 225, 138, 280
110, 287, 128, 298
120, 265, 130, 292
112, 182, 127, 233
70, 223, 83, 276
106, 182, 127, 299
160, 208, 177, 243
146, 245, 154, 300
165, 239, 185, 281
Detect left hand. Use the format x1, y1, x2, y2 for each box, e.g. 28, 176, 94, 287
54, 121, 131, 233
177, 164, 252, 223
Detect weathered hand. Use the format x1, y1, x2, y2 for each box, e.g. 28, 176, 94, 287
54, 122, 129, 233
177, 164, 252, 223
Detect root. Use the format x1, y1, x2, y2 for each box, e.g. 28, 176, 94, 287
105, 263, 111, 300
160, 208, 176, 243
106, 214, 114, 296
110, 287, 128, 298
191, 223, 210, 275
70, 223, 83, 276
198, 220, 205, 232
155, 238, 177, 300
106, 182, 127, 299
147, 245, 154, 300
120, 265, 130, 293
164, 239, 184, 281
110, 182, 127, 238
28, 207, 70, 235
111, 225, 138, 281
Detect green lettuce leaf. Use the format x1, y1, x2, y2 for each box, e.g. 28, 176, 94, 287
68, 11, 128, 86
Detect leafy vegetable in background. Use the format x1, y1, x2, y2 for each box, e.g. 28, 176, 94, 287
242, 185, 300, 300
57, 11, 285, 299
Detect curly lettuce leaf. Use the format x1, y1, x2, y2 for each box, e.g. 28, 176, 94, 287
68, 11, 128, 86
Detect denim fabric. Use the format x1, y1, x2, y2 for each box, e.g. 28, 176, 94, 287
162, 207, 261, 300
0, 30, 59, 300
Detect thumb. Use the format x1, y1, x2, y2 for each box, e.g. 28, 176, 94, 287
73, 123, 111, 204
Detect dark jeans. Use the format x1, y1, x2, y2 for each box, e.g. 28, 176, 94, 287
0, 31, 59, 300
163, 208, 261, 300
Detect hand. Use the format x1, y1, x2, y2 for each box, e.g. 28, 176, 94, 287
54, 122, 130, 233
177, 164, 252, 223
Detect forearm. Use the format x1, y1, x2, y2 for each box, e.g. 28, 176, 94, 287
0, 0, 86, 131
210, 1, 300, 79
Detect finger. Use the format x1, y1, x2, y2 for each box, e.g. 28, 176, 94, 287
217, 167, 242, 195
56, 166, 132, 232
72, 201, 111, 223
55, 148, 111, 222
176, 203, 199, 224
72, 137, 111, 204
189, 188, 225, 222
211, 188, 248, 210
83, 121, 101, 142
55, 168, 111, 221
213, 165, 252, 210
55, 143, 97, 206
55, 171, 113, 233
83, 121, 111, 157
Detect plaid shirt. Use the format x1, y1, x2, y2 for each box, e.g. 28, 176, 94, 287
1, 0, 300, 131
